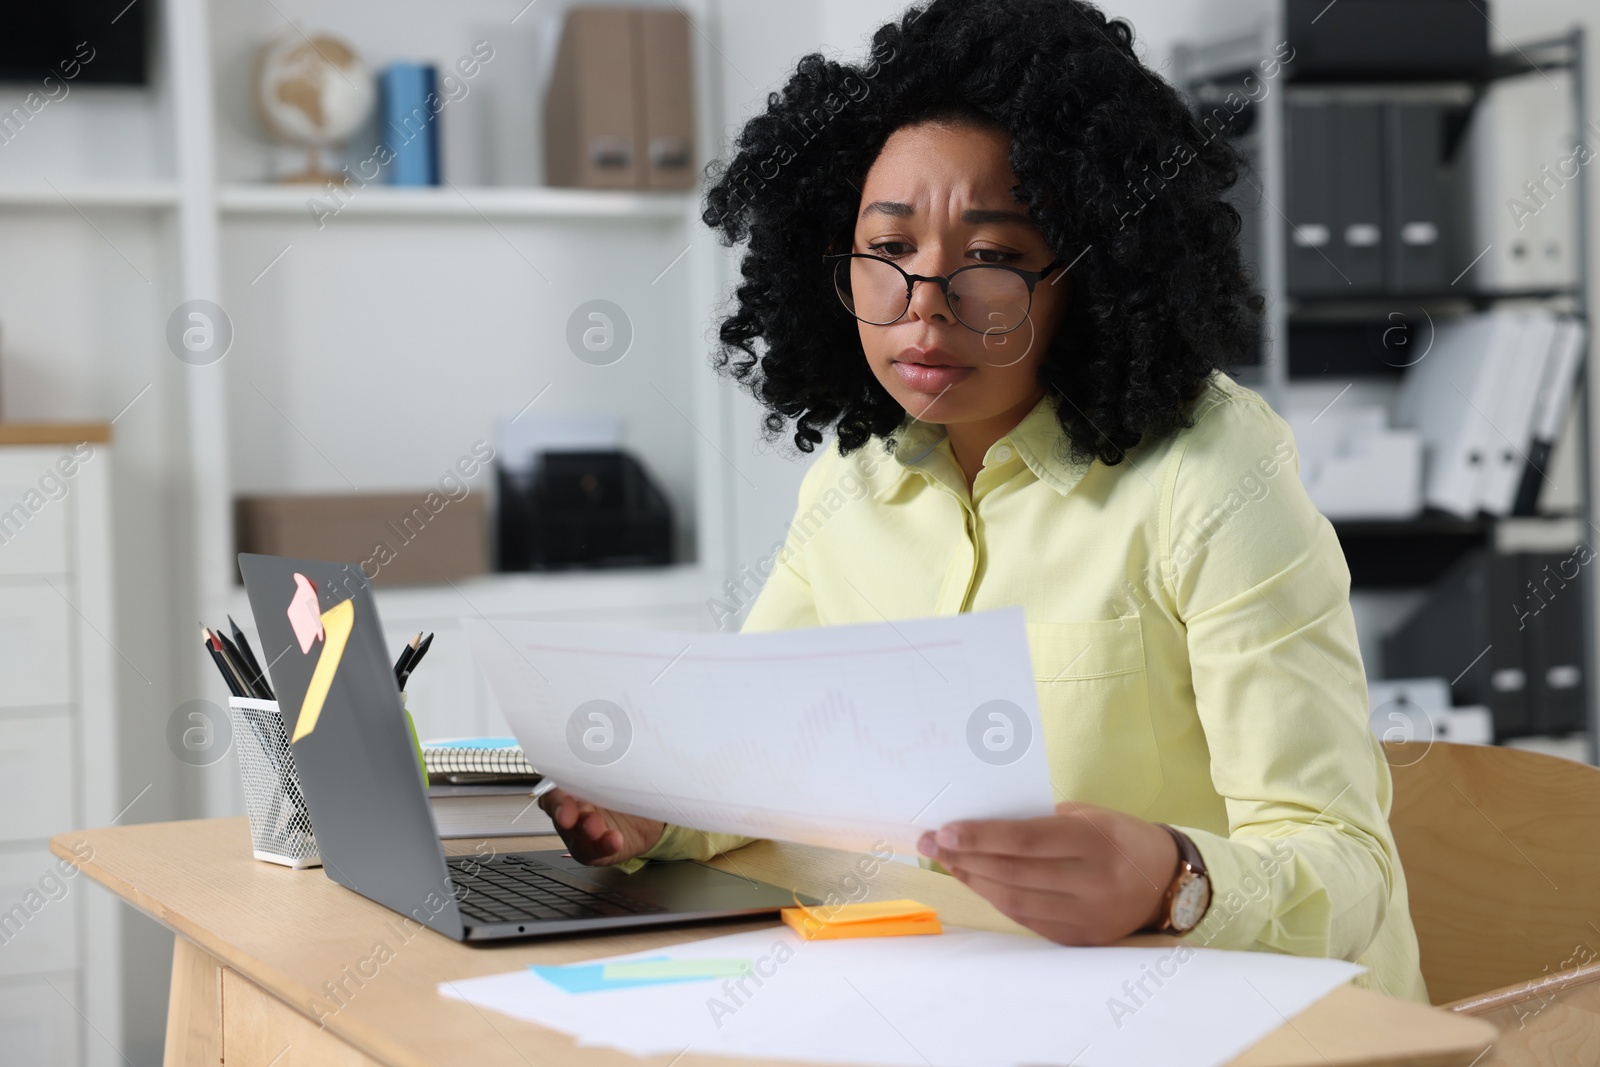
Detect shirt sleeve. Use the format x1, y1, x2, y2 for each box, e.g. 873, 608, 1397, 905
1159, 394, 1397, 964
635, 448, 831, 862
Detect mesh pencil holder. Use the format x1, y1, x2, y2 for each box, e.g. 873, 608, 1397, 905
228, 697, 322, 869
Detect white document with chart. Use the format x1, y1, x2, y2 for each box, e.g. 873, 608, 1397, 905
462, 608, 1053, 856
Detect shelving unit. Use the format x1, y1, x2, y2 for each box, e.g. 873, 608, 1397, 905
0, 0, 737, 1060
217, 182, 695, 219
1176, 21, 1596, 764
0, 183, 181, 208
201, 0, 737, 772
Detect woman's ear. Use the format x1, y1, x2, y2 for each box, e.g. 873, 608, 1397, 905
1047, 257, 1075, 305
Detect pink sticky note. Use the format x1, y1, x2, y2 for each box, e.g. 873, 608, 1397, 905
287, 573, 325, 654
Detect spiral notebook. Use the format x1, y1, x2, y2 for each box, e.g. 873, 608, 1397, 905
422, 737, 539, 777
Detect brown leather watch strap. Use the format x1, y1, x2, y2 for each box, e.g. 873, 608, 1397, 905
1160, 824, 1207, 878
1150, 824, 1210, 933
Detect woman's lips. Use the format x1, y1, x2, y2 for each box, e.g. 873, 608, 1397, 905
892, 361, 974, 392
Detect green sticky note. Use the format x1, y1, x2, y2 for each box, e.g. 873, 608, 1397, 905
404, 707, 427, 782
600, 958, 752, 982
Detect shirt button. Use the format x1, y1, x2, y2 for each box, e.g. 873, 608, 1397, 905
992, 445, 1013, 463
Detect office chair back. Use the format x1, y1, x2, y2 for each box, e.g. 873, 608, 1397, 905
1384, 739, 1600, 1005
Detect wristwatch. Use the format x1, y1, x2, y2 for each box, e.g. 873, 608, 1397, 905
1153, 824, 1212, 935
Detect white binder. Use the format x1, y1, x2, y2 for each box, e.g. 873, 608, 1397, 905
1396, 310, 1524, 516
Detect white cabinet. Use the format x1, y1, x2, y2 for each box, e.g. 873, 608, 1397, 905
0, 587, 73, 709
0, 977, 84, 1067
0, 848, 82, 978
0, 718, 77, 841
0, 449, 71, 578
0, 431, 118, 1067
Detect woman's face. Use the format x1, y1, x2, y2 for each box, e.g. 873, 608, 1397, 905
847, 120, 1069, 428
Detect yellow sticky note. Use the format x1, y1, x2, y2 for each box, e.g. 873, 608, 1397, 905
291, 598, 353, 743
782, 898, 942, 941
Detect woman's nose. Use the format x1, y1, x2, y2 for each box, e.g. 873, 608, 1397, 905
903, 263, 958, 324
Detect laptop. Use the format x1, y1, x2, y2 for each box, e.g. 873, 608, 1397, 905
238, 553, 813, 941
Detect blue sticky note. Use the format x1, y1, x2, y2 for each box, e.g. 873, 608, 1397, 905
530, 956, 720, 994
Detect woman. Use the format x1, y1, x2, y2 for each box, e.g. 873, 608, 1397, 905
539, 0, 1427, 1000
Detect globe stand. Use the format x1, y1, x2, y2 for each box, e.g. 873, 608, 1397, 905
277, 146, 349, 186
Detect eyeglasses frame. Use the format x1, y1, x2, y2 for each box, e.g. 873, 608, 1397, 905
823, 251, 1065, 336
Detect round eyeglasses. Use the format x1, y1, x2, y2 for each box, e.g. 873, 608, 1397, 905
824, 252, 1063, 335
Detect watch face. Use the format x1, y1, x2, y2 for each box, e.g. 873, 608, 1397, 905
1171, 874, 1211, 932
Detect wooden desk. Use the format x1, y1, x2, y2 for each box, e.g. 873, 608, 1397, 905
53, 819, 1497, 1067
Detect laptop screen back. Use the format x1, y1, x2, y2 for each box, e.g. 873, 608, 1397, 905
238, 553, 465, 938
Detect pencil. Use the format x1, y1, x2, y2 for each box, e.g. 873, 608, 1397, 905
393, 631, 423, 682
202, 625, 244, 698
218, 630, 268, 700
207, 627, 254, 698
228, 615, 271, 699
398, 632, 433, 691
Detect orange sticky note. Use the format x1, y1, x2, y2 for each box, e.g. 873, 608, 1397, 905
781, 899, 941, 941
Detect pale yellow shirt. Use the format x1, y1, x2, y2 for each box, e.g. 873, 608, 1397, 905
640, 371, 1428, 1001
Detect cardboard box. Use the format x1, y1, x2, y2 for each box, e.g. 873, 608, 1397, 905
236, 492, 489, 587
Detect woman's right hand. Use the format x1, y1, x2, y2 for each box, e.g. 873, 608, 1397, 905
537, 787, 665, 866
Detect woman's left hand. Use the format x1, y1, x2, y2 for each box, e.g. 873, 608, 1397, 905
917, 801, 1179, 946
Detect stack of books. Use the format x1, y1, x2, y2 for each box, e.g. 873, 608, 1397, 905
423, 738, 555, 839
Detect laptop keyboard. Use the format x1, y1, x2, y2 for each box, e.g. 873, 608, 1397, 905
446, 856, 667, 926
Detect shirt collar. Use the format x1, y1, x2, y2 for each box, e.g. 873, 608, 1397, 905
875, 393, 1093, 500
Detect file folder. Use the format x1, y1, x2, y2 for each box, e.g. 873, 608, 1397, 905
544, 7, 696, 190
638, 9, 696, 189
545, 8, 643, 189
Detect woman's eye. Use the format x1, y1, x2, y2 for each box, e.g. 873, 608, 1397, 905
867, 242, 911, 257
971, 248, 1020, 264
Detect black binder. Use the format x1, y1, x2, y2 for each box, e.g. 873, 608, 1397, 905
1385, 102, 1452, 292
1335, 102, 1386, 293
1286, 100, 1341, 295
1519, 551, 1587, 735
1287, 101, 1385, 295
1383, 550, 1530, 738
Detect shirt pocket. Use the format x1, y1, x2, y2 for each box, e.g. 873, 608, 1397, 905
1026, 617, 1164, 817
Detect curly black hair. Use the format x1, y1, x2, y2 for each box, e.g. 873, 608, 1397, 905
699, 0, 1262, 464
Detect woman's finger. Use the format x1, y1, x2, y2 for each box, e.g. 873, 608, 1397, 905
949, 865, 1083, 924
579, 808, 613, 842
937, 849, 1081, 892
934, 814, 1094, 858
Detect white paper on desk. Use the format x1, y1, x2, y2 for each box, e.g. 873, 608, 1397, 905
462, 608, 1053, 856
439, 925, 1367, 1067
